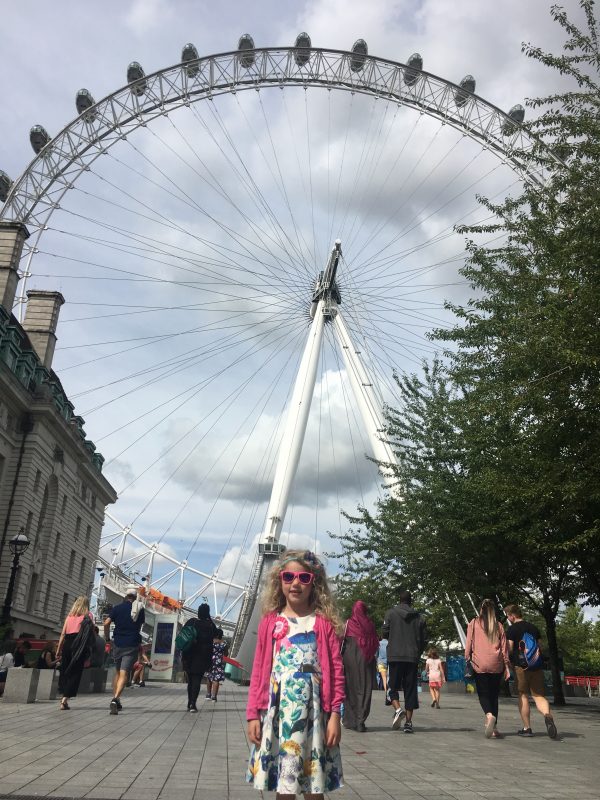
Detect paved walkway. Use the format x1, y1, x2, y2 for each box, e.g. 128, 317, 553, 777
1, 681, 598, 800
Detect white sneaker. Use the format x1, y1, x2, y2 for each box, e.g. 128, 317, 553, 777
392, 707, 406, 730
484, 715, 496, 738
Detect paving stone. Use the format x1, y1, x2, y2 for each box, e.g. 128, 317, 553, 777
1, 682, 599, 799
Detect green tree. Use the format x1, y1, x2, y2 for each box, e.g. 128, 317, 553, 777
555, 604, 600, 674
429, 0, 600, 702
336, 3, 600, 704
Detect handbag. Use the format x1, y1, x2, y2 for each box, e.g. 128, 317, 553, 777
175, 623, 198, 653
464, 659, 475, 679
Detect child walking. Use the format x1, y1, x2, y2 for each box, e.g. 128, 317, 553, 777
425, 647, 445, 709
206, 628, 228, 701
246, 549, 344, 797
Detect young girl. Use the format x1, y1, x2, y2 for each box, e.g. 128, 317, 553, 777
132, 645, 151, 687
246, 549, 344, 797
206, 628, 228, 701
425, 647, 445, 709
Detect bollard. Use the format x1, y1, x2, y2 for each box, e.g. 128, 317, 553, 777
90, 667, 108, 692
36, 669, 59, 701
2, 668, 40, 703
78, 668, 92, 693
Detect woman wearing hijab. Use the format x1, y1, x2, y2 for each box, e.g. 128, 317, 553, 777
181, 603, 217, 712
342, 600, 380, 732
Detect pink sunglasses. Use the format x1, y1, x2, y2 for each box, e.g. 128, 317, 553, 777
280, 570, 315, 585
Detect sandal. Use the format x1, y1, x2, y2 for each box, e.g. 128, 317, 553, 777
60, 699, 70, 710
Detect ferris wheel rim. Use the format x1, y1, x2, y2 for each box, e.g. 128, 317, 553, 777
1, 44, 557, 236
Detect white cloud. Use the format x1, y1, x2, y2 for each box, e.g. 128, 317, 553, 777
124, 0, 176, 35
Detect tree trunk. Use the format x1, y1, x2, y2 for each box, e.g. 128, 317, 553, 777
543, 607, 566, 706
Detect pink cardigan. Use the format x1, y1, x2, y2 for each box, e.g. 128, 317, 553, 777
246, 611, 345, 721
465, 617, 510, 674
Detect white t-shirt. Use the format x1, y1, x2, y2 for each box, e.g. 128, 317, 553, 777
426, 657, 443, 682
0, 652, 14, 670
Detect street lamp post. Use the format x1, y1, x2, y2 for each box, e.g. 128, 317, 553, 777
1, 528, 30, 637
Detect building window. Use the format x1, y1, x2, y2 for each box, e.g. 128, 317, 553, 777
26, 572, 39, 613
61, 494, 67, 516
68, 549, 76, 577
85, 524, 91, 548
43, 580, 52, 614
79, 558, 87, 583
60, 593, 69, 619
91, 494, 96, 511
53, 531, 61, 558
33, 469, 42, 493
24, 510, 33, 536
80, 482, 87, 502
75, 516, 81, 541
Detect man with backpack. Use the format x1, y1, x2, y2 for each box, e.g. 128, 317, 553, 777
504, 604, 558, 739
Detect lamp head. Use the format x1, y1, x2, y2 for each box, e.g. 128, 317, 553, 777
9, 528, 30, 557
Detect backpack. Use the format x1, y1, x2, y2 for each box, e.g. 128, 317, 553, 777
517, 630, 543, 669
175, 623, 197, 653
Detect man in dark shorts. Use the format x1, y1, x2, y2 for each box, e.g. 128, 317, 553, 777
504, 603, 558, 739
104, 585, 145, 715
382, 590, 427, 733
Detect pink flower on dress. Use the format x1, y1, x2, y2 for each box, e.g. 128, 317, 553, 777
273, 616, 289, 640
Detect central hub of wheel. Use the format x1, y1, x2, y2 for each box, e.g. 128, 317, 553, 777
309, 239, 342, 320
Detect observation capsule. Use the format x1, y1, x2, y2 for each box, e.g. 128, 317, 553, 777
454, 75, 476, 107
294, 32, 311, 66
238, 34, 255, 69
552, 143, 570, 164
502, 103, 525, 136
350, 39, 368, 72
404, 52, 423, 86
127, 61, 147, 96
76, 89, 98, 121
182, 43, 200, 77
0, 170, 12, 202
30, 125, 51, 155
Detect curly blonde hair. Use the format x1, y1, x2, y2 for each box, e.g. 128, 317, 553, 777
261, 549, 341, 632
68, 596, 89, 617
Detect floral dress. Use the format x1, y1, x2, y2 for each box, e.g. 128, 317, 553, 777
246, 613, 343, 794
207, 641, 227, 683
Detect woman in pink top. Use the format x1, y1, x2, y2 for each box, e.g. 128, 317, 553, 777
465, 598, 511, 738
55, 596, 94, 710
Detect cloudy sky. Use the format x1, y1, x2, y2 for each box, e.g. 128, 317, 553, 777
0, 0, 582, 613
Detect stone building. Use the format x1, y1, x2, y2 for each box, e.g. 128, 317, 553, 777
0, 221, 117, 638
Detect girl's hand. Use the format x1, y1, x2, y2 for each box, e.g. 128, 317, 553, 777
325, 713, 341, 748
504, 666, 511, 681
247, 719, 262, 746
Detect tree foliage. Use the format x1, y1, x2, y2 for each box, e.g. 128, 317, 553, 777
334, 2, 600, 700
556, 605, 600, 674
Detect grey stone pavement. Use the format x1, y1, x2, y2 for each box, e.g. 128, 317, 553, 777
0, 681, 598, 800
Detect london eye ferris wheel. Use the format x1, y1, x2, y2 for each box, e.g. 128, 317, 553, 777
0, 31, 554, 642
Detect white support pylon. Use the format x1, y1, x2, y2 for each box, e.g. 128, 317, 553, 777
231, 243, 342, 658
260, 298, 327, 545
333, 311, 399, 492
